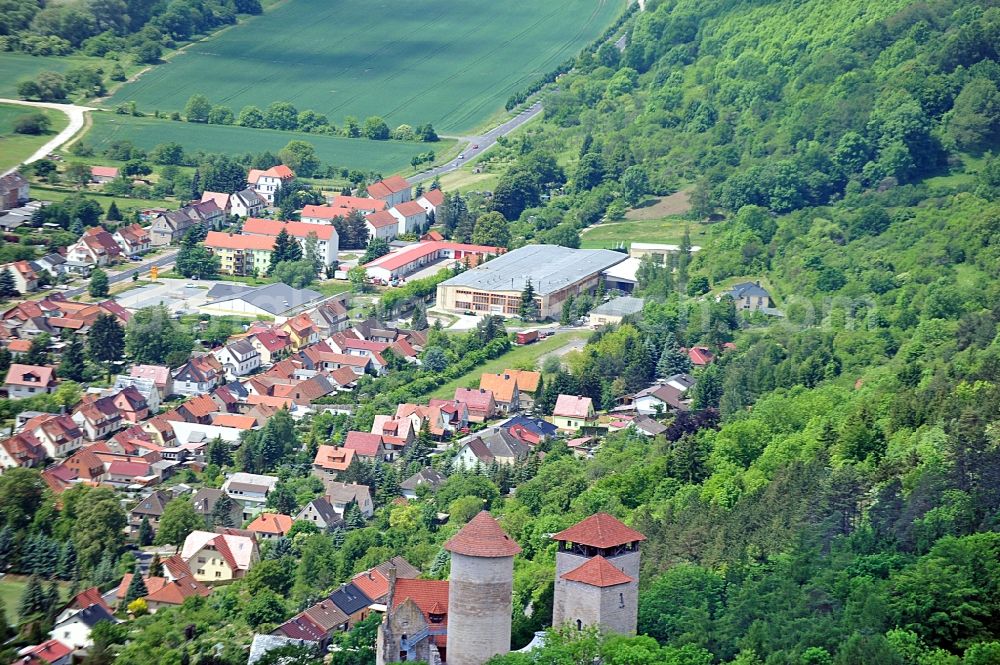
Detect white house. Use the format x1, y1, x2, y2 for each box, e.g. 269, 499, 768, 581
230, 188, 266, 218
323, 481, 374, 518
3, 260, 39, 294
363, 210, 398, 242
241, 218, 339, 268
50, 604, 118, 649
112, 223, 151, 256
222, 472, 279, 519
248, 165, 294, 204
172, 355, 224, 397
180, 530, 258, 582
388, 201, 428, 235
367, 176, 412, 207
416, 188, 444, 216
113, 375, 162, 412
213, 339, 261, 380
4, 364, 56, 399
66, 226, 123, 266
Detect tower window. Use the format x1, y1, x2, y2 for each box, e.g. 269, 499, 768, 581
576, 619, 582, 631
619, 593, 625, 608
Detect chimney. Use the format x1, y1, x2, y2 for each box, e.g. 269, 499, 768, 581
386, 566, 397, 612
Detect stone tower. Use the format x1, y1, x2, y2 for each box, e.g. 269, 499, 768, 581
445, 510, 522, 665
551, 513, 646, 635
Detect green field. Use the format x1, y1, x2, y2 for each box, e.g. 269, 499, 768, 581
427, 331, 586, 400
0, 103, 69, 172
579, 219, 711, 250
0, 52, 121, 99
83, 113, 452, 174
103, 0, 627, 133
0, 575, 71, 625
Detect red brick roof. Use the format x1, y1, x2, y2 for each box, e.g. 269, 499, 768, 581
444, 511, 521, 558
204, 231, 274, 251
329, 196, 387, 212
391, 578, 449, 628
91, 166, 119, 178
551, 513, 646, 548
560, 555, 634, 587
247, 512, 293, 535
367, 176, 411, 200
343, 431, 383, 457
5, 363, 55, 387
554, 394, 594, 419
365, 210, 398, 229
420, 189, 444, 206
243, 217, 337, 241
351, 569, 389, 601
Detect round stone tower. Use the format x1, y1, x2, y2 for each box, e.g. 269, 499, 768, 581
445, 510, 522, 665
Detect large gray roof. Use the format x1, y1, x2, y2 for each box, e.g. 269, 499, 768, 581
440, 245, 627, 296
206, 282, 323, 316
590, 296, 645, 317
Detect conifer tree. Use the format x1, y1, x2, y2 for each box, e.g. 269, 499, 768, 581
519, 279, 537, 321
137, 516, 154, 546
45, 580, 61, 622
19, 575, 45, 621
57, 540, 77, 581
93, 551, 116, 587
0, 525, 15, 571
125, 568, 148, 603
411, 301, 428, 330
106, 201, 122, 221
269, 228, 295, 274
148, 553, 163, 578
0, 268, 19, 298
59, 333, 87, 382
211, 494, 238, 529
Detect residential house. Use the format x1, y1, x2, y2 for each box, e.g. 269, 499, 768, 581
416, 188, 444, 216
0, 172, 29, 210
112, 223, 151, 256
248, 164, 294, 204
271, 614, 329, 646
364, 210, 399, 242
250, 329, 292, 365
131, 365, 173, 400
57, 587, 112, 625
192, 487, 243, 527
62, 448, 105, 482
632, 415, 668, 437
148, 201, 223, 246
500, 415, 557, 445
222, 472, 279, 520
67, 226, 123, 266
204, 232, 274, 277
453, 429, 531, 470
90, 166, 119, 183
327, 196, 386, 216
230, 188, 266, 218
299, 205, 341, 224
281, 313, 320, 350
344, 431, 401, 463
3, 260, 39, 294
588, 296, 645, 326
50, 603, 117, 649
5, 364, 56, 399
632, 374, 695, 415
478, 372, 520, 414
301, 598, 350, 638
351, 557, 421, 604
173, 354, 224, 396
242, 218, 339, 267
312, 445, 355, 482
41, 465, 77, 494
113, 375, 162, 412
112, 385, 150, 423
725, 281, 772, 310
388, 200, 427, 235
425, 399, 470, 434
200, 191, 231, 215
399, 467, 446, 499
106, 459, 152, 486
129, 490, 173, 538
180, 530, 258, 581
686, 346, 715, 366
34, 253, 67, 276
367, 176, 412, 206
323, 481, 374, 518
453, 387, 497, 422
114, 571, 211, 613
294, 497, 344, 530
327, 582, 374, 628
371, 413, 419, 443
16, 639, 72, 665
22, 413, 84, 458
214, 338, 261, 379
307, 300, 349, 336
552, 395, 597, 432
0, 431, 46, 471
247, 513, 293, 540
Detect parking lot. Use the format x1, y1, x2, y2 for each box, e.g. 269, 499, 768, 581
114, 278, 219, 314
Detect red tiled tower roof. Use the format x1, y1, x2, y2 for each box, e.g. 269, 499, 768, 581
444, 511, 522, 557
551, 513, 646, 548
560, 555, 635, 587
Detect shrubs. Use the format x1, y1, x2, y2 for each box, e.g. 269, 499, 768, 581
13, 113, 51, 135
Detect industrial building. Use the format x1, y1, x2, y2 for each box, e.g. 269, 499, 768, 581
435, 245, 627, 320
363, 241, 501, 282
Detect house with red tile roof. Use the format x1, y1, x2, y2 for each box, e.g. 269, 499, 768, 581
90, 166, 119, 183
173, 354, 224, 397
326, 196, 387, 216
72, 395, 123, 440
247, 512, 293, 539
311, 445, 355, 481
367, 175, 412, 206
22, 413, 83, 458
112, 385, 150, 423
243, 217, 339, 266
364, 209, 400, 242
41, 465, 78, 493
67, 226, 123, 266
0, 430, 46, 471
112, 223, 151, 256
453, 387, 497, 423
686, 346, 715, 366
552, 395, 596, 432
2, 260, 39, 294
16, 639, 72, 665
281, 313, 320, 350
7, 338, 31, 355
200, 191, 230, 214
63, 448, 105, 482
250, 328, 293, 365
130, 365, 173, 399
180, 530, 258, 581
107, 459, 152, 485
478, 372, 520, 414
5, 363, 56, 399
417, 188, 445, 215
388, 200, 427, 235
343, 431, 392, 462
248, 164, 294, 204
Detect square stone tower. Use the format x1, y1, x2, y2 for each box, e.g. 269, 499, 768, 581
551, 513, 646, 635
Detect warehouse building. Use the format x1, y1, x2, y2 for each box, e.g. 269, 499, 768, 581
363, 241, 501, 282
435, 245, 627, 320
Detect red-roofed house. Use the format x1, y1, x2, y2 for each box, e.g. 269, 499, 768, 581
453, 388, 496, 423
247, 513, 293, 539
686, 346, 715, 366
0, 431, 46, 471
552, 395, 596, 432
388, 200, 427, 235
107, 459, 151, 485
3, 260, 39, 294
343, 431, 393, 462
90, 166, 119, 183
5, 363, 56, 398
250, 328, 292, 364
67, 226, 123, 266
328, 196, 387, 215
23, 413, 83, 458
417, 188, 444, 215
16, 639, 72, 665
248, 164, 294, 204
243, 217, 339, 266
364, 210, 399, 242
367, 175, 411, 206
113, 223, 151, 256
203, 231, 275, 276
312, 445, 355, 481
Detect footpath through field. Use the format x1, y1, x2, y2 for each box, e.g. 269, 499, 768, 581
0, 98, 92, 176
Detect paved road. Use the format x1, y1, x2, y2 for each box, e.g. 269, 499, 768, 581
64, 250, 179, 298
0, 98, 93, 176
411, 101, 544, 185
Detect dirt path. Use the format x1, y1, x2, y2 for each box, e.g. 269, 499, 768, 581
0, 98, 94, 176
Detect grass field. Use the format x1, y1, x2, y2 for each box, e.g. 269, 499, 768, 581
83, 113, 452, 174
0, 52, 122, 99
0, 103, 69, 172
427, 331, 586, 400
103, 0, 627, 133
580, 218, 711, 250
0, 575, 71, 625
32, 184, 174, 213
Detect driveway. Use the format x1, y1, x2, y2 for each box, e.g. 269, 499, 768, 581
0, 98, 93, 176
411, 101, 543, 185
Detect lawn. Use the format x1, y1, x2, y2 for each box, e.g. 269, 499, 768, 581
0, 103, 69, 172
102, 0, 628, 134
82, 113, 451, 175
0, 575, 71, 625
0, 52, 122, 99
579, 218, 711, 250
427, 331, 586, 400
31, 184, 175, 214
